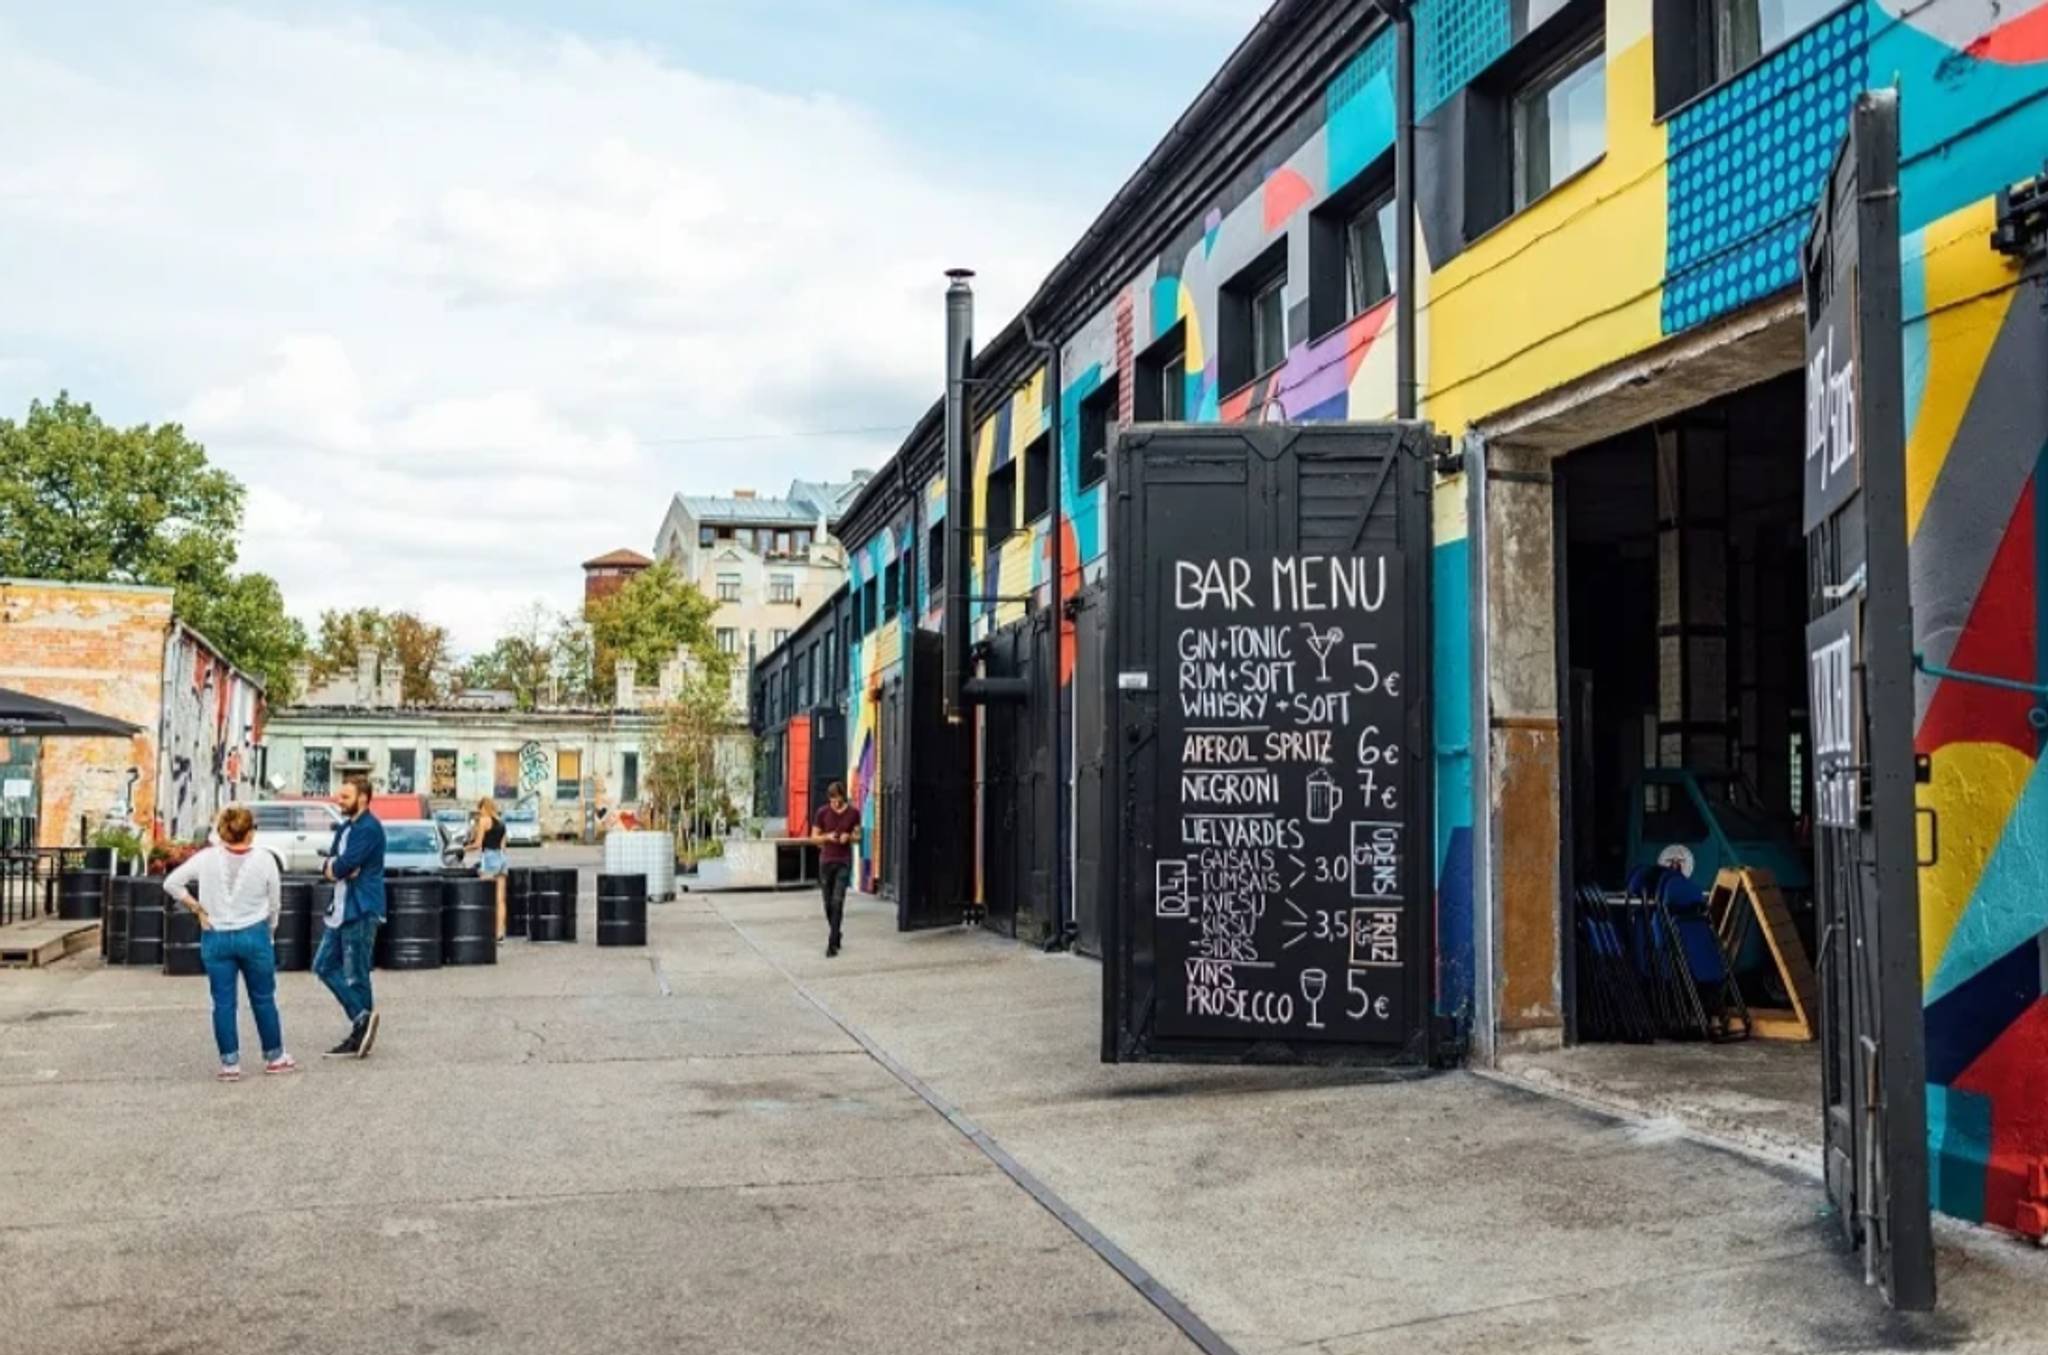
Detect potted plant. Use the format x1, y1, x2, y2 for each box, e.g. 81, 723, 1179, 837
88, 826, 146, 875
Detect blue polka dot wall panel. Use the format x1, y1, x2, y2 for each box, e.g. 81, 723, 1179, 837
1661, 4, 1868, 335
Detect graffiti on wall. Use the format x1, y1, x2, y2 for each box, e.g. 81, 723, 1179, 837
157, 626, 263, 842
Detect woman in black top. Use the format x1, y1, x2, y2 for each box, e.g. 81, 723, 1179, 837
467, 798, 510, 939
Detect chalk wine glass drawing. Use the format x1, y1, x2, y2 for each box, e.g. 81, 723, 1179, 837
1301, 968, 1328, 1029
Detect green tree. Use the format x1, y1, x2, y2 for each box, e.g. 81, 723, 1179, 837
458, 603, 558, 710
0, 392, 305, 698
641, 667, 749, 851
584, 560, 724, 700
310, 607, 453, 705
184, 573, 309, 703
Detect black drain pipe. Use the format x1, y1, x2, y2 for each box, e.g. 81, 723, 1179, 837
1375, 0, 1418, 420
943, 270, 976, 723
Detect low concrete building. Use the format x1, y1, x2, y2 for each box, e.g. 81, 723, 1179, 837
263, 665, 754, 837
0, 578, 266, 846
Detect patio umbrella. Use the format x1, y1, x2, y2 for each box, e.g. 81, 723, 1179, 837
0, 687, 141, 738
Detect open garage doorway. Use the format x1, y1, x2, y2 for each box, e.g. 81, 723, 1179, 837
1537, 368, 1823, 1141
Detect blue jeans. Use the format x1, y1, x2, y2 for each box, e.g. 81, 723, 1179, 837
200, 924, 284, 1064
314, 917, 379, 1023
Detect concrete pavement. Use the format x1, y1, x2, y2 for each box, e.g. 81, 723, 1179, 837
1, 851, 2042, 1354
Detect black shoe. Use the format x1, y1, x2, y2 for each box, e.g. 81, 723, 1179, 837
356, 1010, 381, 1059
324, 1024, 363, 1058
827, 937, 841, 958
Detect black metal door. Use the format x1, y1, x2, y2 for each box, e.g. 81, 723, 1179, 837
900, 632, 973, 930
1103, 422, 1437, 1065
879, 673, 907, 900
979, 621, 1040, 938
1802, 90, 1934, 1311
808, 708, 846, 820
1072, 584, 1109, 956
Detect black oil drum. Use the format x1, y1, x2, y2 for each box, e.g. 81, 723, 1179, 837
596, 873, 647, 948
504, 867, 533, 939
162, 905, 205, 976
381, 876, 443, 970
57, 869, 106, 921
105, 877, 136, 964
274, 877, 315, 972
528, 868, 575, 943
442, 877, 498, 966
305, 881, 335, 964
126, 885, 166, 968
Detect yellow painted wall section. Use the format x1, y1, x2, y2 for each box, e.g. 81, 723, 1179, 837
1424, 3, 1667, 437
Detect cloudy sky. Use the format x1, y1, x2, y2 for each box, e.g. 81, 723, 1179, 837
0, 0, 1267, 652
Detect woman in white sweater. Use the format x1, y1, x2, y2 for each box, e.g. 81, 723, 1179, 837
164, 804, 297, 1080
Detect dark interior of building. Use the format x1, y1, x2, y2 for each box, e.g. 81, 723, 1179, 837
1556, 369, 1819, 1041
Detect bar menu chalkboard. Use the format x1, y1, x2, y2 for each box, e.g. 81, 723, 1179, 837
1152, 553, 1412, 1043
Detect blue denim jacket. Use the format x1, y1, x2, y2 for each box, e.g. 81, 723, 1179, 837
328, 812, 387, 923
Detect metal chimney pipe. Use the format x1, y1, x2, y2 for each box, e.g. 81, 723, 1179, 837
943, 269, 976, 722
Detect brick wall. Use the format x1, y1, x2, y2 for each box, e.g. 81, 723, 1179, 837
0, 580, 172, 847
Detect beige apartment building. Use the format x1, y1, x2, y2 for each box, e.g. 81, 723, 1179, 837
651, 476, 865, 705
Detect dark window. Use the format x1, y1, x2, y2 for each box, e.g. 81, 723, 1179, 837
1466, 0, 1607, 235
621, 751, 640, 802
697, 525, 715, 548
1079, 377, 1117, 488
985, 459, 1017, 545
1022, 433, 1052, 523
1133, 322, 1188, 422
1658, 0, 1836, 112
1310, 155, 1397, 339
928, 521, 946, 591
863, 577, 879, 631
1219, 240, 1289, 394
387, 748, 416, 795
901, 546, 916, 614
1513, 38, 1605, 208
884, 559, 902, 620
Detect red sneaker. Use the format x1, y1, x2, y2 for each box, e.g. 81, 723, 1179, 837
264, 1054, 300, 1076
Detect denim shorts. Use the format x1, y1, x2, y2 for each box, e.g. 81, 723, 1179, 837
480, 849, 507, 876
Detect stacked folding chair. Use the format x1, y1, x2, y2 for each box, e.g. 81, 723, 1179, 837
1621, 865, 1752, 1042
1574, 884, 1657, 1042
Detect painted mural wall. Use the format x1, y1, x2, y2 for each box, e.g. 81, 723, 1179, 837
828, 0, 2046, 1234
156, 623, 265, 843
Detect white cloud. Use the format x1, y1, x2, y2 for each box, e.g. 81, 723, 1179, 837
0, 5, 1082, 652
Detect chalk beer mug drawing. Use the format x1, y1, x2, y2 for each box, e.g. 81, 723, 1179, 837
1305, 767, 1342, 825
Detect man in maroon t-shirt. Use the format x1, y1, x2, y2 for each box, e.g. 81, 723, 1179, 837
811, 781, 861, 957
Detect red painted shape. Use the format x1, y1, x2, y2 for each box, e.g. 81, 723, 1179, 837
1115, 290, 1136, 428
1344, 297, 1396, 383
1263, 167, 1315, 232
1967, 3, 2048, 64
1953, 998, 2048, 1239
1039, 521, 1084, 686
788, 713, 812, 832
1219, 377, 1263, 425
1917, 479, 2039, 756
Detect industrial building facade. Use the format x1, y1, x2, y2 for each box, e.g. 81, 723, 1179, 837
751, 0, 2047, 1240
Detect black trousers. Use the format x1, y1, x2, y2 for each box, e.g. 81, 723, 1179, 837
819, 862, 850, 942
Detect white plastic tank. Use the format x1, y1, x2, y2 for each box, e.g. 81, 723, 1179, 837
603, 830, 676, 901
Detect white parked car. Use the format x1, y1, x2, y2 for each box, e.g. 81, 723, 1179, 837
251, 801, 342, 874
503, 805, 543, 847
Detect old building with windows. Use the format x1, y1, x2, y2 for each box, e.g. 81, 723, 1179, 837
651, 477, 867, 682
